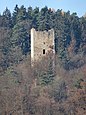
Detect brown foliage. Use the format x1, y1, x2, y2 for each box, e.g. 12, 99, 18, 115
0, 54, 86, 115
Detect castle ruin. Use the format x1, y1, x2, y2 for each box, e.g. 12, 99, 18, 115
31, 28, 55, 64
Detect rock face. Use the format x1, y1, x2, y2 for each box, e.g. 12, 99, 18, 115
31, 28, 55, 64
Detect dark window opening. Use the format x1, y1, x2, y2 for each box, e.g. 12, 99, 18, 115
43, 49, 45, 54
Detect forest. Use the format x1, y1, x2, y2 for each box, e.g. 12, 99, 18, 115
0, 5, 86, 115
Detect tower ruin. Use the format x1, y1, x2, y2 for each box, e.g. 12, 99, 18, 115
31, 28, 55, 64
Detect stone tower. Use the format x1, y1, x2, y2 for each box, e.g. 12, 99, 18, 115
31, 28, 55, 64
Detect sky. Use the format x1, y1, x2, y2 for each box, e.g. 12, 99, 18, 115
0, 0, 86, 17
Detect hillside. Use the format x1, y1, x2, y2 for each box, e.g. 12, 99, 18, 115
0, 5, 86, 115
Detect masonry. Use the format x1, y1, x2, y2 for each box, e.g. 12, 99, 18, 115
31, 28, 55, 64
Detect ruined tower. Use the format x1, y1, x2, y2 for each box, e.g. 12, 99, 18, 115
31, 28, 55, 64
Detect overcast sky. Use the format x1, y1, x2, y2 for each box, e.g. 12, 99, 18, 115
0, 0, 86, 17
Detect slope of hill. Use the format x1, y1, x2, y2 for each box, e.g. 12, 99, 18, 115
0, 6, 86, 115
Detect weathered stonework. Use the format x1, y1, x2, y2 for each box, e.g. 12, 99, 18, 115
31, 28, 55, 64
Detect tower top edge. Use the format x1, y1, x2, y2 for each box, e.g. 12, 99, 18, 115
31, 28, 54, 33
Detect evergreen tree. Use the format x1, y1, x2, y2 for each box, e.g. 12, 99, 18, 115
70, 13, 81, 52
32, 7, 39, 29
80, 17, 86, 54
2, 7, 12, 28
12, 5, 30, 62
40, 54, 55, 85
12, 5, 19, 26
16, 5, 27, 23
38, 6, 50, 31
12, 22, 29, 55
